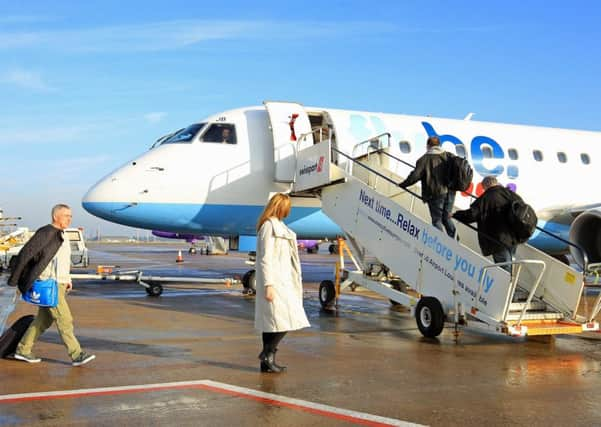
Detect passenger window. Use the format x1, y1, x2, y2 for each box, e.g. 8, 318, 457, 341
557, 152, 567, 163
533, 150, 543, 161
399, 141, 411, 154
581, 153, 591, 165
481, 145, 493, 159
455, 144, 466, 158
200, 124, 237, 144
508, 148, 518, 160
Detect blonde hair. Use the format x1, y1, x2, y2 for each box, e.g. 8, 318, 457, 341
256, 193, 291, 231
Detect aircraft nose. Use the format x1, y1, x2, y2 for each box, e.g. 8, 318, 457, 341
82, 175, 131, 222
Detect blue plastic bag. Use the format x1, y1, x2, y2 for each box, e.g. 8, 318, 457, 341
22, 278, 58, 308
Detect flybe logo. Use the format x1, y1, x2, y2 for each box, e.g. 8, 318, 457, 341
299, 156, 325, 176
420, 122, 518, 194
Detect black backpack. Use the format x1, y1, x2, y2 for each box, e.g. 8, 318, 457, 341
509, 198, 538, 243
446, 153, 473, 192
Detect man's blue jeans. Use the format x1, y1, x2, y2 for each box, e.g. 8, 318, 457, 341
427, 193, 456, 238
493, 246, 517, 273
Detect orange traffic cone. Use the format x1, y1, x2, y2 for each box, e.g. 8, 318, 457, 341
176, 250, 184, 263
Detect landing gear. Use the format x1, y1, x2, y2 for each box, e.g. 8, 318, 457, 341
415, 297, 445, 338
328, 244, 338, 254
145, 282, 163, 297
242, 269, 256, 295
307, 246, 318, 254
319, 280, 336, 309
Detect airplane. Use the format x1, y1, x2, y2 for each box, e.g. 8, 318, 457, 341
151, 230, 206, 244
82, 101, 601, 278
297, 239, 321, 254
151, 230, 229, 255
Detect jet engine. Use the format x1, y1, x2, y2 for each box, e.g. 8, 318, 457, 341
569, 208, 601, 268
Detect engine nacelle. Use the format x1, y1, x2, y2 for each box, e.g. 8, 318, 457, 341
569, 209, 601, 268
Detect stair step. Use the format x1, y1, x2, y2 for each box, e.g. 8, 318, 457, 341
506, 312, 564, 321
510, 321, 584, 336
509, 301, 548, 311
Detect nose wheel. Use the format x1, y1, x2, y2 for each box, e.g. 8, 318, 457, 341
242, 270, 256, 295
145, 282, 163, 297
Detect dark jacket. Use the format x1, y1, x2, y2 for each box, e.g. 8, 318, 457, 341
453, 185, 521, 256
399, 147, 449, 201
7, 224, 64, 294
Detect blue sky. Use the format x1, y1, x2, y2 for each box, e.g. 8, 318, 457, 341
1, 1, 600, 235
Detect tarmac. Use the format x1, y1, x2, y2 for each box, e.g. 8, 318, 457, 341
2, 242, 601, 426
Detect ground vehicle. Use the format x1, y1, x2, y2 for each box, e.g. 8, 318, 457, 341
65, 228, 89, 267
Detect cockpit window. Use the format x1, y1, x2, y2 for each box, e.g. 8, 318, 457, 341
162, 123, 206, 144
150, 128, 183, 149
200, 124, 237, 144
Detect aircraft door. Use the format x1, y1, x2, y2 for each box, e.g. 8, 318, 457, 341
264, 101, 314, 182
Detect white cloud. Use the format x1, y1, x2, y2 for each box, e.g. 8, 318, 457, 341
0, 68, 54, 91
0, 19, 397, 52
0, 125, 86, 145
144, 112, 168, 124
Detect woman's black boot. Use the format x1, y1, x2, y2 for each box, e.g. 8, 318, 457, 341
260, 351, 282, 373
272, 349, 287, 371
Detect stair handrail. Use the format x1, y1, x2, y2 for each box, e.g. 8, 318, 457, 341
330, 146, 517, 268
372, 148, 591, 272
296, 126, 331, 149
477, 260, 546, 324
351, 133, 391, 157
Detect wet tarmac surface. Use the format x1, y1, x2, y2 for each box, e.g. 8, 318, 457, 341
2, 243, 601, 426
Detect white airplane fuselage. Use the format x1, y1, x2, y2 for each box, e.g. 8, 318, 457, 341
82, 103, 601, 264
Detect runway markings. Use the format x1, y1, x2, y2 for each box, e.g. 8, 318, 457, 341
0, 379, 423, 426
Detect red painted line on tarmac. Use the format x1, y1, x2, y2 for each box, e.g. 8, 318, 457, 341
0, 380, 418, 427
196, 382, 397, 427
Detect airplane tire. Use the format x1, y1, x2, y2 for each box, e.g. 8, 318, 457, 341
319, 280, 336, 308
189, 247, 197, 255
328, 244, 338, 255
242, 270, 256, 295
146, 283, 163, 297
307, 246, 317, 254
415, 297, 444, 338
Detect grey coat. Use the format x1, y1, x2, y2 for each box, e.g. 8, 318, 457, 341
254, 218, 310, 333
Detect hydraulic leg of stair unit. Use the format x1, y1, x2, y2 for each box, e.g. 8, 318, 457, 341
293, 140, 599, 339
582, 262, 601, 324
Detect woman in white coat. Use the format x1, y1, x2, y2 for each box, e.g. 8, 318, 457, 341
255, 193, 310, 373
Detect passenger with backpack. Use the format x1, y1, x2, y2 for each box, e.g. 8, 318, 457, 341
398, 136, 457, 237
452, 176, 536, 272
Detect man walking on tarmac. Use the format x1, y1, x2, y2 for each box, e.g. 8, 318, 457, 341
398, 136, 457, 237
8, 204, 96, 366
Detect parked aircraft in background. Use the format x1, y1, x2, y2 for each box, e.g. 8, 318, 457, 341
151, 230, 205, 244
151, 230, 228, 255
83, 101, 601, 270
297, 239, 320, 254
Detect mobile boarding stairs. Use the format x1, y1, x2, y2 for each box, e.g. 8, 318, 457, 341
290, 137, 601, 338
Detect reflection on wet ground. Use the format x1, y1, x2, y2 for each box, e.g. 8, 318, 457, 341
2, 243, 601, 426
